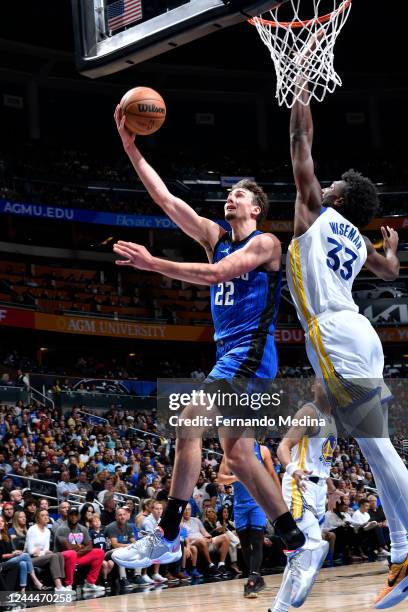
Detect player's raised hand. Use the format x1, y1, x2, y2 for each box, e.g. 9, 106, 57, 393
113, 241, 154, 271
381, 225, 399, 255
114, 105, 135, 151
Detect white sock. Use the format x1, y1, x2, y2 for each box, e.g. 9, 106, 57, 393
357, 437, 408, 563
119, 566, 127, 579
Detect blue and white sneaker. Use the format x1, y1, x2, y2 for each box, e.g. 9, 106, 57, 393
111, 528, 182, 569
287, 540, 329, 608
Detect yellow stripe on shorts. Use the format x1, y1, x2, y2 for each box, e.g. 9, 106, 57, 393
289, 240, 352, 407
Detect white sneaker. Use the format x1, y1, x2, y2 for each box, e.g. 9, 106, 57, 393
112, 529, 181, 569
82, 582, 105, 592
288, 541, 329, 608
152, 573, 168, 583
141, 574, 155, 584
54, 587, 67, 593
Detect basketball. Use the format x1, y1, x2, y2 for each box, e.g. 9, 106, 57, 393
120, 86, 166, 136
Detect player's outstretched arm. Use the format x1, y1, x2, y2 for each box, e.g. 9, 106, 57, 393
363, 227, 400, 281
113, 232, 280, 286
114, 105, 223, 251
290, 33, 326, 237
290, 97, 322, 237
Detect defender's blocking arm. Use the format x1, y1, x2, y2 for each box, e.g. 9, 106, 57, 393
290, 98, 323, 237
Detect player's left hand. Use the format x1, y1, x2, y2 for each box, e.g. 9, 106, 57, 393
113, 241, 155, 271
381, 225, 399, 255
293, 469, 312, 492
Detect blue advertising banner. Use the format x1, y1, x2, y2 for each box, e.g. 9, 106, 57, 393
0, 198, 179, 230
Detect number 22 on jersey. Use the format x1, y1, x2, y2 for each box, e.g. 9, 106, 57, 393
213, 273, 249, 306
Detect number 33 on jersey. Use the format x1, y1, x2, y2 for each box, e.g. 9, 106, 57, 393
287, 207, 367, 330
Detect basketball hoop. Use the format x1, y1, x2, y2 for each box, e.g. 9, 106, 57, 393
248, 0, 352, 108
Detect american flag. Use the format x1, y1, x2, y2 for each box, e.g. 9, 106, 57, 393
107, 0, 142, 32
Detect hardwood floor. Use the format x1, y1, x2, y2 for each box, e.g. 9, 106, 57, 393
32, 562, 390, 612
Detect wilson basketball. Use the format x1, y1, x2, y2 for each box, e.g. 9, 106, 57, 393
120, 87, 166, 136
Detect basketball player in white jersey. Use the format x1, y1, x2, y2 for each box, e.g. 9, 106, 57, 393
286, 80, 408, 609
270, 380, 338, 611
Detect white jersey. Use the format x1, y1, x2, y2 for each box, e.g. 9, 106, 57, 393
286, 207, 367, 333
290, 402, 337, 479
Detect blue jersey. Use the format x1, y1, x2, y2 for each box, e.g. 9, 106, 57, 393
234, 442, 264, 508
210, 230, 282, 343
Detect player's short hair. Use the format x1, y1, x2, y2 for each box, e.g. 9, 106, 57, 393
231, 179, 269, 226
341, 170, 379, 228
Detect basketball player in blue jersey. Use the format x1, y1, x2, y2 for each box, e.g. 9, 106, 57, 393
219, 442, 281, 598
286, 74, 408, 609
111, 105, 308, 575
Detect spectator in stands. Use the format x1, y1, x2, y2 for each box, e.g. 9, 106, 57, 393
1, 476, 14, 501
216, 506, 241, 575
140, 501, 167, 584
10, 489, 24, 511
38, 499, 55, 530
0, 452, 11, 474
123, 499, 136, 524
24, 498, 38, 528
54, 507, 105, 593
367, 495, 391, 557
88, 514, 114, 590
92, 469, 109, 494
181, 503, 225, 577
9, 511, 27, 550
133, 473, 148, 500
146, 476, 161, 499
77, 471, 93, 496
0, 514, 44, 592
97, 476, 115, 504
57, 470, 79, 502
79, 503, 96, 530
1, 502, 15, 529
105, 507, 137, 592
156, 475, 171, 505
100, 493, 117, 527
26, 509, 67, 593
135, 499, 153, 530
53, 501, 70, 532
202, 507, 231, 574
323, 499, 363, 564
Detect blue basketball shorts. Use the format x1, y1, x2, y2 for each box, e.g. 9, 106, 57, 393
206, 333, 278, 381
234, 504, 267, 532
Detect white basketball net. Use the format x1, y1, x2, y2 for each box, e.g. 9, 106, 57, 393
251, 0, 352, 107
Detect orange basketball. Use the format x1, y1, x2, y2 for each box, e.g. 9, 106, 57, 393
120, 87, 166, 136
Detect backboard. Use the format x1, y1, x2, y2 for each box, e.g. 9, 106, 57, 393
72, 0, 285, 78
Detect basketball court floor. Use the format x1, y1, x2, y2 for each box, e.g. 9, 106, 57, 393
32, 562, 388, 612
